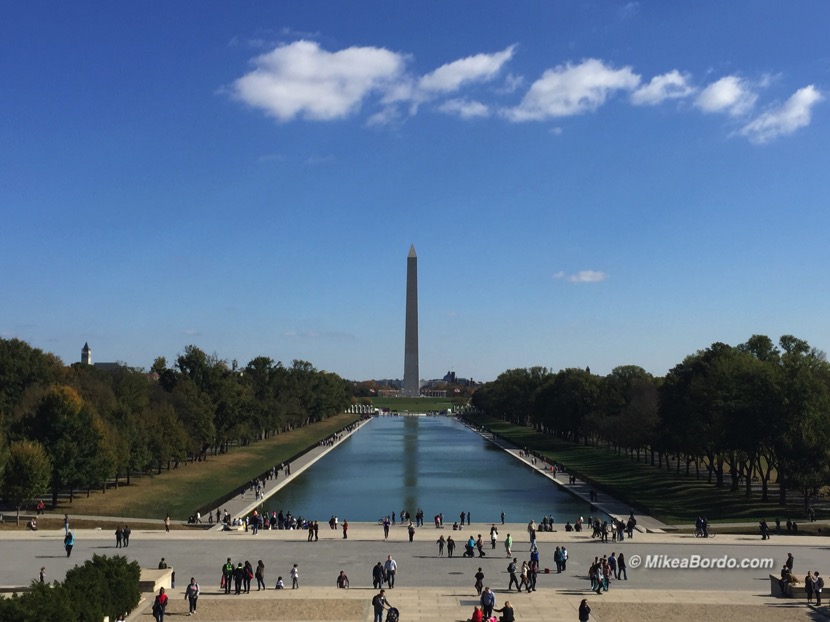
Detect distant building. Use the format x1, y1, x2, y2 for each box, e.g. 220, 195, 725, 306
80, 342, 125, 371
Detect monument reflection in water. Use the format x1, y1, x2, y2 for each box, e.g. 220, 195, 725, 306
263, 416, 587, 524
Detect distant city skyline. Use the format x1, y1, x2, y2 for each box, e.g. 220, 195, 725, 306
2, 3, 829, 381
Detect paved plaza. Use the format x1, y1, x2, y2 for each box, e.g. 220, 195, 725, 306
3, 420, 829, 621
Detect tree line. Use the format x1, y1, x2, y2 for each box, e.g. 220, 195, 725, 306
471, 334, 830, 507
0, 338, 351, 511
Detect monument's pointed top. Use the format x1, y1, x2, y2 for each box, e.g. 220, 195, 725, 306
408, 244, 417, 258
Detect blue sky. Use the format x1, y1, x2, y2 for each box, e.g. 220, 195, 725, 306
2, 2, 829, 382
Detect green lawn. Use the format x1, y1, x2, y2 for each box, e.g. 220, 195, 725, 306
370, 396, 462, 412
58, 414, 361, 520
466, 414, 811, 525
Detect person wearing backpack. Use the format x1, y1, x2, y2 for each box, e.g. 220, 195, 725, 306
152, 587, 168, 622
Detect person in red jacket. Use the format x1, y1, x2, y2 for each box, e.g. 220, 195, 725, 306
152, 587, 168, 622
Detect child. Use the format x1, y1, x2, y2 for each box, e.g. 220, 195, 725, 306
275, 576, 285, 589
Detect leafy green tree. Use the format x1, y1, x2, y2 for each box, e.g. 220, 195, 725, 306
62, 554, 141, 622
3, 440, 52, 524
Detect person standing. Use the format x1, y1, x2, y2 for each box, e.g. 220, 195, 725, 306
64, 514, 70, 535
384, 555, 398, 588
467, 511, 471, 525
164, 514, 170, 533
561, 546, 569, 571
437, 535, 446, 557
123, 525, 132, 547
474, 567, 485, 595
152, 587, 168, 622
814, 572, 825, 606
554, 547, 563, 573
342, 520, 349, 539
408, 523, 415, 542
383, 516, 390, 539
64, 531, 74, 557
222, 558, 233, 594
447, 536, 456, 558
336, 570, 350, 588
243, 561, 253, 593
255, 560, 266, 591
578, 598, 591, 621
39, 567, 45, 584
480, 586, 496, 619
290, 563, 299, 589
501, 511, 505, 525
617, 552, 627, 580
184, 577, 199, 616
233, 563, 244, 595
372, 589, 392, 622
490, 525, 499, 550
806, 570, 814, 604
115, 526, 123, 548
372, 562, 385, 589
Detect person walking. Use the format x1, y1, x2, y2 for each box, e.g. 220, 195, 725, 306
578, 598, 591, 621
152, 587, 168, 622
372, 562, 385, 589
336, 570, 350, 588
63, 514, 70, 535
290, 563, 299, 589
617, 552, 627, 580
372, 589, 392, 622
505, 533, 513, 557
507, 558, 520, 591
447, 536, 456, 558
408, 523, 415, 542
184, 577, 199, 616
64, 531, 74, 557
384, 555, 398, 588
490, 524, 499, 550
123, 525, 131, 547
437, 535, 446, 557
255, 560, 266, 591
474, 567, 485, 595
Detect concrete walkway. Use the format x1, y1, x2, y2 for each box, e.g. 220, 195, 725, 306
464, 422, 672, 533
209, 417, 371, 528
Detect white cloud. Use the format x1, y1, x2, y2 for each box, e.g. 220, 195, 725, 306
553, 270, 608, 283
418, 45, 515, 94
505, 59, 640, 121
695, 75, 757, 116
438, 99, 490, 119
569, 270, 608, 283
740, 85, 823, 144
631, 70, 695, 105
233, 40, 406, 121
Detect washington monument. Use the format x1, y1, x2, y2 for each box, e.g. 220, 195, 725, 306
403, 244, 419, 397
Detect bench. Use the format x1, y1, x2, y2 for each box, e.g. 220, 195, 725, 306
139, 568, 174, 593
769, 574, 807, 598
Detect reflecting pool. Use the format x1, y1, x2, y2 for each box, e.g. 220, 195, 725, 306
262, 416, 587, 524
